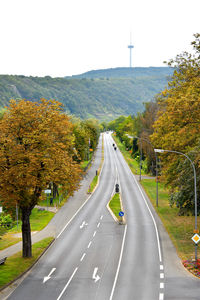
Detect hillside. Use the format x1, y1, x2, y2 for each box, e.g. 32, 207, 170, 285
0, 67, 173, 121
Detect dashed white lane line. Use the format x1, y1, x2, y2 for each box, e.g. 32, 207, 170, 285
160, 264, 164, 270
57, 267, 78, 300
80, 253, 86, 262
97, 222, 101, 228
160, 282, 164, 289
159, 293, 164, 300
93, 231, 97, 237
160, 273, 164, 279
87, 241, 92, 249
100, 215, 104, 220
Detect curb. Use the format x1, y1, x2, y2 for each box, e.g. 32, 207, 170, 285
0, 238, 55, 296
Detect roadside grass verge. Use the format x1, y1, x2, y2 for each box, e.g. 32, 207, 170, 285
88, 134, 104, 194
112, 135, 146, 175
0, 209, 54, 251
109, 193, 121, 221
0, 237, 54, 289
141, 179, 200, 261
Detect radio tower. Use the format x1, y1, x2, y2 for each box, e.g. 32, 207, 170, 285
128, 34, 134, 68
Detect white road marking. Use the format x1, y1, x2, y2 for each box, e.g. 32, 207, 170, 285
43, 267, 56, 283
160, 265, 164, 270
100, 215, 104, 220
80, 253, 86, 262
87, 241, 92, 248
159, 293, 164, 300
56, 267, 78, 300
160, 282, 164, 289
97, 222, 100, 228
56, 140, 105, 239
160, 273, 164, 279
92, 267, 101, 283
109, 224, 127, 300
80, 221, 88, 229
132, 175, 162, 262
93, 231, 97, 237
118, 150, 163, 263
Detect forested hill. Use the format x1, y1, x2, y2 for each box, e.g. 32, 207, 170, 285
0, 67, 173, 121
71, 67, 173, 79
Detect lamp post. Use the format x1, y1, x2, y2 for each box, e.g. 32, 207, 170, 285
132, 136, 159, 206
154, 148, 198, 260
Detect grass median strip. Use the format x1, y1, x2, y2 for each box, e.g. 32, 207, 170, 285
109, 193, 122, 222
0, 237, 54, 289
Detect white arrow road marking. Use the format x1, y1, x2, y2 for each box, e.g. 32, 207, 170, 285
93, 267, 100, 283
43, 268, 56, 283
80, 221, 88, 229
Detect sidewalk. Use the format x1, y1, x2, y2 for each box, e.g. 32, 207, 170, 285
0, 136, 102, 259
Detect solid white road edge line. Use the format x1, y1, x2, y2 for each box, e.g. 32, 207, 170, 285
109, 224, 127, 300
133, 175, 162, 262
56, 267, 78, 300
117, 146, 163, 263
57, 137, 105, 239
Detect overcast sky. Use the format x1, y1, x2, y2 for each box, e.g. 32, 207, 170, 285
0, 0, 199, 77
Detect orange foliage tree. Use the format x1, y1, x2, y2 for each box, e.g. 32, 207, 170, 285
0, 99, 81, 257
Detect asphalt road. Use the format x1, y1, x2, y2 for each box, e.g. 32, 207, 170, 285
7, 133, 200, 300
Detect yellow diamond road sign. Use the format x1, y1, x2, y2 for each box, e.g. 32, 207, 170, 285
192, 234, 200, 244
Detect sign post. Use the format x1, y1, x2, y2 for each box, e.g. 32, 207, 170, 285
119, 211, 124, 224
44, 189, 51, 211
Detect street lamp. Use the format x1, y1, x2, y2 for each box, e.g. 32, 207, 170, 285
154, 148, 198, 260
133, 136, 159, 207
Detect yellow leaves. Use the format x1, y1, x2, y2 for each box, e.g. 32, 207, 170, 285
0, 98, 82, 210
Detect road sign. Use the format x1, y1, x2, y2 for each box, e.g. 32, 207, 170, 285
191, 233, 200, 244
44, 189, 51, 194
194, 229, 199, 234
119, 211, 124, 217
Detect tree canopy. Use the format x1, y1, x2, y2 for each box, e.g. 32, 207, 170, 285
0, 99, 82, 256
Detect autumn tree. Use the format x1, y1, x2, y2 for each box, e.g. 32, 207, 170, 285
0, 99, 81, 257
151, 33, 200, 214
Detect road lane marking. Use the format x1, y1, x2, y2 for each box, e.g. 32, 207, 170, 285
160, 273, 164, 279
87, 241, 92, 248
97, 222, 100, 228
80, 253, 86, 262
93, 231, 97, 237
160, 282, 164, 289
132, 175, 162, 262
43, 267, 56, 283
56, 136, 105, 239
100, 215, 104, 220
159, 293, 164, 300
160, 265, 164, 270
80, 221, 88, 229
109, 224, 127, 300
57, 267, 78, 300
92, 267, 101, 283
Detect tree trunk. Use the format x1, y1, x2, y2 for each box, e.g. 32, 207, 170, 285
21, 207, 32, 257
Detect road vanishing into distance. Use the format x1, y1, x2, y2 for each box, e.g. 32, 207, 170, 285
7, 133, 200, 300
